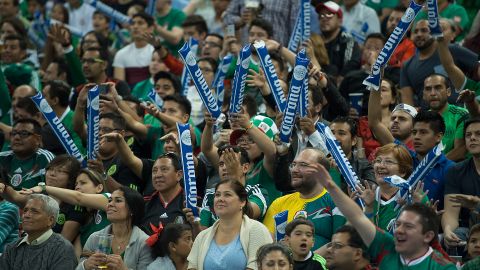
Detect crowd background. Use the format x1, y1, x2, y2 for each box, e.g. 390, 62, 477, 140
0, 0, 480, 269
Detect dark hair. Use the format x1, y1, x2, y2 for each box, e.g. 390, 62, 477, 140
285, 218, 314, 236
249, 18, 273, 38
331, 116, 358, 137
52, 3, 69, 23
154, 71, 181, 94
425, 73, 450, 88
123, 95, 145, 117
215, 180, 250, 216
243, 95, 258, 118
365, 32, 386, 44
116, 186, 145, 227
335, 225, 369, 259
206, 33, 223, 43
77, 168, 107, 192
413, 110, 446, 134
401, 203, 439, 242
156, 152, 182, 171
0, 17, 27, 38
151, 223, 192, 257
45, 80, 71, 107
468, 224, 480, 243
46, 155, 81, 189
15, 97, 39, 116
392, 5, 407, 13
4, 34, 27, 51
100, 112, 127, 130
217, 144, 250, 164
256, 243, 293, 268
181, 14, 208, 34
83, 46, 110, 63
80, 32, 110, 55
310, 84, 325, 107
93, 10, 110, 23
13, 118, 42, 135
198, 57, 218, 74
270, 51, 285, 73
50, 58, 71, 83
163, 94, 192, 116
132, 11, 154, 26
464, 117, 480, 136
381, 77, 399, 111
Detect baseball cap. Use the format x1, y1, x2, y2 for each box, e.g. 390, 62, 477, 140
392, 103, 418, 118
230, 115, 279, 145
315, 1, 343, 19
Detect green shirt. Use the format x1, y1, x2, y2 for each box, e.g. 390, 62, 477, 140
146, 125, 166, 159
463, 256, 480, 270
226, 56, 263, 107
368, 229, 456, 270
132, 78, 154, 101
441, 103, 469, 155
155, 8, 186, 56
200, 183, 269, 227
78, 193, 111, 247
0, 149, 55, 190
364, 0, 398, 14
246, 159, 281, 204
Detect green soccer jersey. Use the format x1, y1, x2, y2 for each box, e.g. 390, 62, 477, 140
246, 159, 281, 204
200, 183, 269, 227
78, 193, 111, 247
441, 103, 469, 155
263, 190, 346, 250
155, 8, 186, 56
132, 78, 154, 101
0, 149, 55, 190
368, 229, 456, 269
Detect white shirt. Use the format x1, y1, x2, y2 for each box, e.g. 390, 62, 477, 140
65, 3, 95, 34
341, 3, 380, 45
113, 43, 155, 68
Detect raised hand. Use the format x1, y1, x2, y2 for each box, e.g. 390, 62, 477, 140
48, 24, 71, 47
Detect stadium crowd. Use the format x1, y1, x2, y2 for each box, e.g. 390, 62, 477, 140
0, 0, 480, 269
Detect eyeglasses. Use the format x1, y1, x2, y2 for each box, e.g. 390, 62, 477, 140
81, 58, 104, 65
10, 130, 35, 138
326, 242, 349, 250
289, 161, 315, 171
236, 137, 255, 145
373, 158, 399, 166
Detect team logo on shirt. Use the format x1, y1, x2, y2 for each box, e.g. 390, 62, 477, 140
10, 174, 22, 187
95, 211, 103, 224
57, 213, 66, 225
108, 165, 117, 176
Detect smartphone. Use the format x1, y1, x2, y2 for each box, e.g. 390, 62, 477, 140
98, 84, 110, 95
226, 24, 235, 37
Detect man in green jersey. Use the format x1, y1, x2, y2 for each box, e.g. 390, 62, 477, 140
0, 119, 55, 190
314, 163, 455, 270
423, 73, 469, 161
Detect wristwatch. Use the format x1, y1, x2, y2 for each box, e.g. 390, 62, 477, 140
38, 182, 47, 195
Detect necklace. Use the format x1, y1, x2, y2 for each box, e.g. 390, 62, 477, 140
113, 235, 130, 253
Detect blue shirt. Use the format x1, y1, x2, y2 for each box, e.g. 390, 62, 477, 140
203, 235, 247, 270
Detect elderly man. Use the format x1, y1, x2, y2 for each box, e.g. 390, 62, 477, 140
0, 194, 77, 269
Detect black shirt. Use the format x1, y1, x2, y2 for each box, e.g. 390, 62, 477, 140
141, 189, 187, 234
444, 158, 480, 227
103, 156, 145, 193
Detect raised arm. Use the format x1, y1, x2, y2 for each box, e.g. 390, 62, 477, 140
400, 86, 415, 106
437, 36, 466, 90
368, 88, 395, 145
0, 183, 28, 207
201, 111, 219, 168
28, 185, 109, 211
101, 133, 143, 178
72, 84, 92, 142
313, 163, 376, 246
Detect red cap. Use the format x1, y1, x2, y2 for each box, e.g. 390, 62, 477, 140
315, 1, 343, 19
